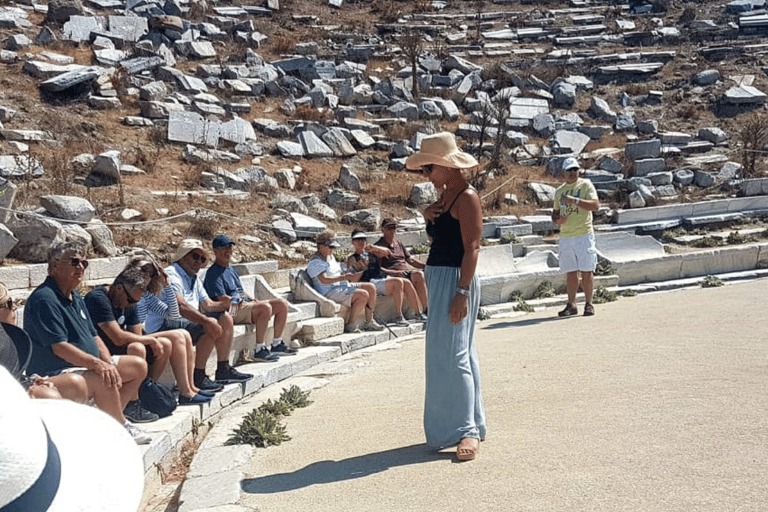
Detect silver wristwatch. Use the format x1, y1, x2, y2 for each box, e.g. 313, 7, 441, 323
455, 286, 470, 297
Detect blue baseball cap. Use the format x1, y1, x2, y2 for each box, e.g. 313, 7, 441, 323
212, 234, 235, 248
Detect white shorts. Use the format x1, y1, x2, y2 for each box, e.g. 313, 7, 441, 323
369, 278, 388, 295
324, 284, 359, 307
59, 355, 122, 375
559, 232, 597, 273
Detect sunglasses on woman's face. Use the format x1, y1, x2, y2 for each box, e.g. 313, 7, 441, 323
420, 164, 434, 175
1, 298, 15, 310
190, 252, 207, 264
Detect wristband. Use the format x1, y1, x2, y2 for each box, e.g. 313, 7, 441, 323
455, 287, 470, 297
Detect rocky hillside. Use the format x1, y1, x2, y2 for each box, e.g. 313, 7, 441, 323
0, 0, 767, 266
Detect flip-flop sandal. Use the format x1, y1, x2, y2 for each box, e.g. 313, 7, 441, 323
456, 438, 479, 461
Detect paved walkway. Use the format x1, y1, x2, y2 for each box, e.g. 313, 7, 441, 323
176, 279, 768, 512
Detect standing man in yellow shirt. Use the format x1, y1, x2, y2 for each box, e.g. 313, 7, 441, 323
551, 157, 601, 317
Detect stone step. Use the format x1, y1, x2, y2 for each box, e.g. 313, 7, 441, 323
296, 316, 345, 344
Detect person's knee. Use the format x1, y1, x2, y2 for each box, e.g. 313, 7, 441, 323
127, 341, 147, 359
254, 302, 272, 318
412, 270, 425, 283
272, 299, 288, 315
218, 312, 233, 329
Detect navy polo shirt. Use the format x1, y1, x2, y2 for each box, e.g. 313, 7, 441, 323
84, 285, 140, 355
203, 263, 249, 303
24, 276, 99, 376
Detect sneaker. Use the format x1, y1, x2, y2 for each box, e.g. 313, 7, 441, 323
344, 323, 361, 334
271, 340, 298, 355
178, 393, 212, 405
196, 389, 215, 398
416, 312, 428, 322
362, 319, 385, 331
194, 375, 224, 393
124, 400, 159, 423
391, 316, 410, 327
558, 303, 578, 317
583, 303, 595, 316
215, 365, 253, 384
253, 346, 280, 362
124, 421, 151, 445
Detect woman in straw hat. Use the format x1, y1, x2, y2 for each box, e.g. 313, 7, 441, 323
405, 131, 486, 461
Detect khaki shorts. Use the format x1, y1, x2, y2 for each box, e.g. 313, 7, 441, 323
230, 301, 259, 324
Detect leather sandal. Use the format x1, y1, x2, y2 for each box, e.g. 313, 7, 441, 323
456, 437, 479, 461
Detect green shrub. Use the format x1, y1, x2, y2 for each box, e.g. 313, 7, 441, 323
591, 285, 617, 304
700, 275, 723, 288
280, 385, 313, 409
726, 231, 757, 245
225, 409, 290, 447
594, 258, 615, 276
660, 228, 686, 243
620, 289, 637, 297
410, 242, 431, 255
513, 299, 534, 312
532, 281, 555, 299
691, 236, 723, 248
499, 233, 518, 244
508, 290, 523, 302
258, 399, 293, 417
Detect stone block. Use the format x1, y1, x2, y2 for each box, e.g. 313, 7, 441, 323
633, 158, 666, 176
625, 139, 661, 160
297, 317, 344, 343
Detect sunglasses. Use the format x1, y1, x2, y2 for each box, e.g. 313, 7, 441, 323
121, 284, 140, 304
420, 164, 433, 175
190, 252, 207, 264
1, 298, 15, 310
69, 257, 89, 269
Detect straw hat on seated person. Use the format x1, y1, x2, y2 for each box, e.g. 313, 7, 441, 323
172, 239, 206, 263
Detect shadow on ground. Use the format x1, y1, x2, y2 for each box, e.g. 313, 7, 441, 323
242, 444, 452, 494
482, 315, 567, 329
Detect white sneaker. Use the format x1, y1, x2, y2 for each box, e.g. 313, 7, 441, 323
124, 421, 152, 445
362, 320, 385, 331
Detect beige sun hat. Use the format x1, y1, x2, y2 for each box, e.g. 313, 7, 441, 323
172, 239, 206, 262
405, 132, 479, 170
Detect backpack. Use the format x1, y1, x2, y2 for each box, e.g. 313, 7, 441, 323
138, 378, 177, 418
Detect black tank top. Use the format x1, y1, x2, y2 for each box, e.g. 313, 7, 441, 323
426, 187, 469, 268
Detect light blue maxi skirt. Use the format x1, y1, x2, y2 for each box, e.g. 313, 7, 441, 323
424, 265, 486, 449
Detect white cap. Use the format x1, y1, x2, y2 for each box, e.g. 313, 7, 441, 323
562, 157, 580, 171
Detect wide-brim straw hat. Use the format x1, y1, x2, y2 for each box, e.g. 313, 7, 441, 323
0, 366, 144, 511
172, 239, 205, 262
405, 132, 479, 170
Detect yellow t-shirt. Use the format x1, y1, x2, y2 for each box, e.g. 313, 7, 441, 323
553, 178, 597, 238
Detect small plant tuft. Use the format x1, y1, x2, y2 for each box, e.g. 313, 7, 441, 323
477, 308, 491, 321
508, 290, 523, 302
532, 281, 555, 299
499, 233, 519, 244
258, 399, 294, 418
513, 299, 534, 312
700, 275, 724, 288
280, 384, 313, 409
619, 289, 638, 297
225, 409, 290, 447
594, 258, 615, 276
410, 242, 431, 255
591, 285, 617, 304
